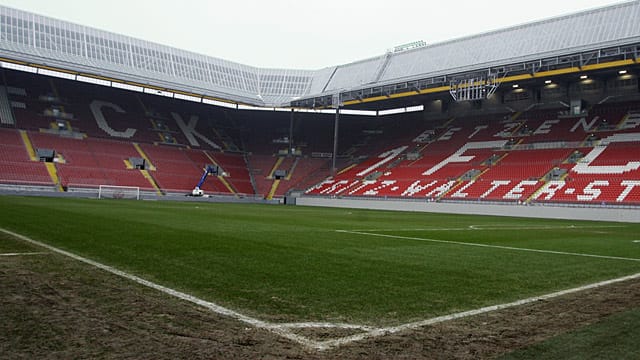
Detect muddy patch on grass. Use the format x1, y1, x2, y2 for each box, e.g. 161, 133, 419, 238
1, 248, 639, 359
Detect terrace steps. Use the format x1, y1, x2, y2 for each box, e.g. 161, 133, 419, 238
44, 162, 63, 192
133, 143, 156, 171
267, 179, 281, 200
268, 157, 284, 179
19, 130, 37, 161
217, 175, 237, 195
140, 169, 162, 195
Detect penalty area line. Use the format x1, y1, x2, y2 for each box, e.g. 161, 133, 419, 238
335, 229, 640, 263
0, 252, 48, 257
346, 224, 626, 232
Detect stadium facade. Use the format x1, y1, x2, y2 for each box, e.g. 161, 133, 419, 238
0, 1, 638, 108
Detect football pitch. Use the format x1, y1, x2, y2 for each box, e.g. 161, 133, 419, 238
1, 195, 640, 352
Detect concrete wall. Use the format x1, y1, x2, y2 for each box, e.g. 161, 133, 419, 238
296, 197, 640, 223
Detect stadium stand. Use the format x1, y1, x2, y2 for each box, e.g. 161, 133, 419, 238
0, 3, 638, 207
1, 69, 346, 197
0, 128, 53, 187
2, 63, 639, 206
306, 106, 640, 205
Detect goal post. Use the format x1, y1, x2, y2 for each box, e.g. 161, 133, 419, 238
98, 185, 140, 200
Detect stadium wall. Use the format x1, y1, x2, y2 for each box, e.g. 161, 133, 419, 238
296, 197, 640, 223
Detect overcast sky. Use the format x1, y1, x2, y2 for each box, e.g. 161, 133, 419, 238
0, 0, 628, 70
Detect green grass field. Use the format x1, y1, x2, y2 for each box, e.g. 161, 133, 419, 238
1, 195, 639, 328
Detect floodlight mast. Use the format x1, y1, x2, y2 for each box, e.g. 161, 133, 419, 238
289, 109, 295, 156
331, 93, 341, 174
332, 107, 340, 175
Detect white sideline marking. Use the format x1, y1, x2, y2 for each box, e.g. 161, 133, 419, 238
336, 230, 640, 263
348, 224, 625, 232
0, 252, 47, 257
3, 226, 640, 352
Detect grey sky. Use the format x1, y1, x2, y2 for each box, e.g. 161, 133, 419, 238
0, 0, 627, 69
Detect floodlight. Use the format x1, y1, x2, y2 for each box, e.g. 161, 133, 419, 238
238, 104, 267, 111
143, 88, 173, 98
112, 82, 143, 92
339, 109, 377, 116
77, 75, 111, 87
1, 61, 37, 73
38, 68, 76, 80
378, 108, 406, 116
202, 98, 237, 109
174, 93, 201, 103
406, 105, 424, 113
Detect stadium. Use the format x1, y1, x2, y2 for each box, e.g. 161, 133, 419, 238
1, 1, 639, 358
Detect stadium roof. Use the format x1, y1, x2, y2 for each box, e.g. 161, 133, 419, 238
0, 1, 639, 108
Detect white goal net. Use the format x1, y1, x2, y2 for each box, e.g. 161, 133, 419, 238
98, 185, 140, 200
